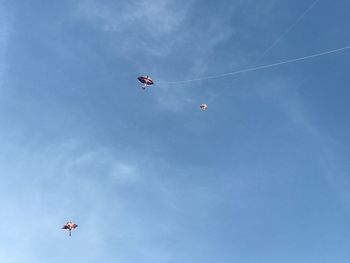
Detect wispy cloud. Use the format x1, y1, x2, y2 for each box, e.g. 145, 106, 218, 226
77, 0, 190, 35
0, 136, 149, 260
75, 0, 193, 58
257, 77, 350, 215
73, 0, 240, 112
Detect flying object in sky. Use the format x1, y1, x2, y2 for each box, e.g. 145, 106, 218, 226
138, 75, 154, 89
200, 103, 208, 111
62, 221, 78, 236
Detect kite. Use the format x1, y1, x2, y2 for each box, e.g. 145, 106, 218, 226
138, 75, 154, 89
62, 221, 78, 236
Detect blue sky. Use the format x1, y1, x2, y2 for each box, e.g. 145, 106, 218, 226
1, 0, 350, 262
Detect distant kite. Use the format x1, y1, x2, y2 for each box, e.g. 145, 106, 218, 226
200, 103, 208, 111
62, 221, 78, 236
138, 75, 154, 89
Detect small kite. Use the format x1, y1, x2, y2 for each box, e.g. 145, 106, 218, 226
62, 221, 78, 236
199, 103, 208, 111
138, 75, 154, 89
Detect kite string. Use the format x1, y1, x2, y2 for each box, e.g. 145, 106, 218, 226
159, 0, 322, 85
160, 45, 350, 85
256, 0, 321, 62
206, 0, 321, 102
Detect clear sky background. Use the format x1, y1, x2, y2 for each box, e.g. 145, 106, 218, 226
1, 0, 350, 262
